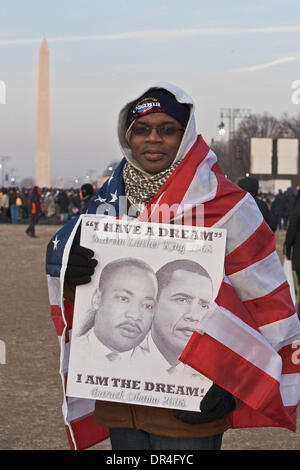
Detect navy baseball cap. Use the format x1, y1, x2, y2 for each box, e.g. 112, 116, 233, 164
126, 88, 190, 130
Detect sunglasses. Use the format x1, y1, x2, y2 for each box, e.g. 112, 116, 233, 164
131, 125, 185, 138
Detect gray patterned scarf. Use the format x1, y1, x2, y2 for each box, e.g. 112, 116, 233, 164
123, 160, 180, 212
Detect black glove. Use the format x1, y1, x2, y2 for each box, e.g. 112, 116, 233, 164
173, 383, 236, 424
65, 244, 98, 286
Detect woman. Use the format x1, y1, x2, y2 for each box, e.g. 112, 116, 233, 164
25, 186, 41, 237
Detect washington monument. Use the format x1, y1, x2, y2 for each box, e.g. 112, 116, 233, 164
35, 37, 50, 187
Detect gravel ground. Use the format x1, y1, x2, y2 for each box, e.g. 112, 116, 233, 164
0, 224, 299, 450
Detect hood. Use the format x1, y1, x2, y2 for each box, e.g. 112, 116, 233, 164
117, 82, 198, 176
237, 177, 259, 197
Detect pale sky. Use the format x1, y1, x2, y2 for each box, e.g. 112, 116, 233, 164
1, 0, 300, 186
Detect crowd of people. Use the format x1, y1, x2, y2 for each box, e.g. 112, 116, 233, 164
0, 183, 95, 227
0, 181, 298, 233
268, 187, 298, 230
237, 179, 299, 233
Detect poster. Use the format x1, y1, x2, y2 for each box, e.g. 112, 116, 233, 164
277, 138, 298, 175
250, 137, 273, 174
66, 215, 227, 412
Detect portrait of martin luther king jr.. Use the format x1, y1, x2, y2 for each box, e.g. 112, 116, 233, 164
74, 257, 158, 366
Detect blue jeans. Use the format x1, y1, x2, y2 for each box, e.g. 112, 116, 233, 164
109, 428, 223, 450
31, 213, 38, 227
10, 204, 19, 224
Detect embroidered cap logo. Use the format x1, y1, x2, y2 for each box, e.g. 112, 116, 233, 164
132, 97, 161, 117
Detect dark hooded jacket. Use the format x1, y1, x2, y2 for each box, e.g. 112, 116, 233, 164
285, 191, 300, 271
238, 177, 276, 232
29, 186, 41, 215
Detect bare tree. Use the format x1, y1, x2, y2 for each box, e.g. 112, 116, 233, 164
279, 112, 300, 138
236, 113, 282, 140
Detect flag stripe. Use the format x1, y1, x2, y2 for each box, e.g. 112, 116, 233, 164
61, 341, 71, 375
64, 301, 74, 330
244, 282, 296, 327
179, 149, 218, 207
225, 221, 275, 275
214, 193, 263, 255
228, 252, 287, 301
259, 313, 299, 350
47, 275, 61, 305
50, 305, 65, 337
280, 373, 300, 406
192, 304, 282, 379
230, 403, 297, 430
216, 281, 260, 331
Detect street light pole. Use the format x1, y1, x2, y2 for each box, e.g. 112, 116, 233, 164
10, 167, 17, 186
0, 156, 11, 187
219, 108, 251, 140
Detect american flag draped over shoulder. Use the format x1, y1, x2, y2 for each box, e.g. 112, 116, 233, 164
46, 135, 300, 450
